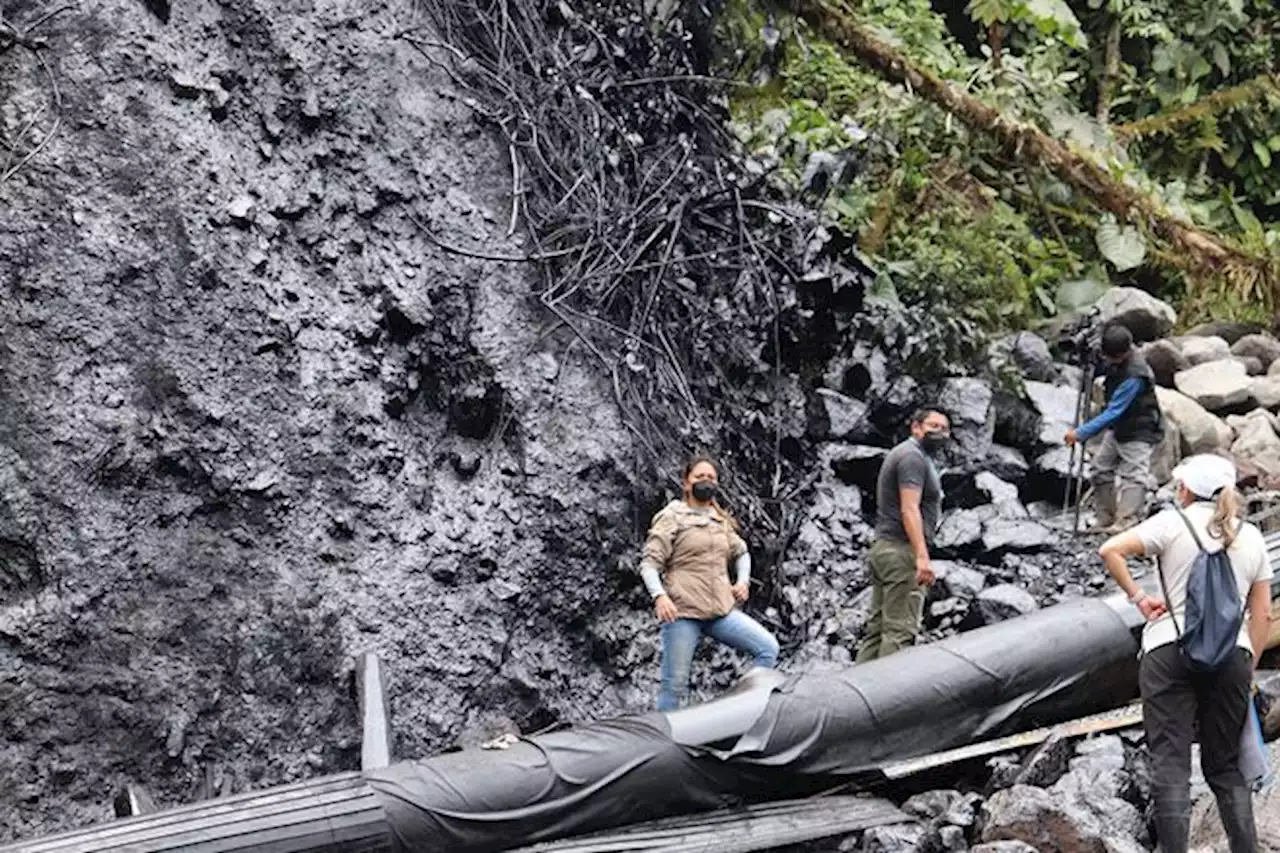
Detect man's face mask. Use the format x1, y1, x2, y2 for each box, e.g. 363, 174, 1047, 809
691, 481, 718, 502
919, 429, 949, 456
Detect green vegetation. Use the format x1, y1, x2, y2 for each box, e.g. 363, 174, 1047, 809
716, 0, 1280, 337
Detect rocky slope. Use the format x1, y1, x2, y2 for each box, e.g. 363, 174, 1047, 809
0, 0, 650, 838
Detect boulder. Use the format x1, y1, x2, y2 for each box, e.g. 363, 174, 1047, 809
1228, 410, 1280, 480
1140, 339, 1188, 388
975, 472, 1022, 510
1252, 377, 1280, 410
1177, 335, 1232, 366
937, 506, 997, 553
997, 332, 1058, 382
939, 376, 996, 461
1173, 359, 1253, 413
813, 388, 870, 440
1241, 355, 1267, 376
976, 584, 1039, 624
1270, 358, 1280, 379
986, 444, 1031, 483
1231, 333, 1280, 371
982, 518, 1055, 552
823, 444, 887, 495
971, 844, 1040, 853
1024, 381, 1080, 446
1155, 387, 1233, 454
860, 823, 930, 853
935, 561, 987, 599
993, 392, 1044, 452
1186, 320, 1263, 345
1093, 286, 1177, 341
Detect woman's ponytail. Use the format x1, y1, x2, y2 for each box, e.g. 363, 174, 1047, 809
1209, 486, 1242, 548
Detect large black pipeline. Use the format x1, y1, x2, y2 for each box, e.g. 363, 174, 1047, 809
0, 586, 1168, 853
9, 532, 1280, 853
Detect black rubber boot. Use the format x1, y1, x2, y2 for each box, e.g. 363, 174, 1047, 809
1151, 784, 1191, 853
1212, 784, 1258, 853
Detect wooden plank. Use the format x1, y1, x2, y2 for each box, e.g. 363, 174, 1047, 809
881, 702, 1145, 780
502, 796, 910, 853
356, 651, 392, 772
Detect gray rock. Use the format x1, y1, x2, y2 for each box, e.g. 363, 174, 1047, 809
1155, 386, 1233, 454
999, 332, 1057, 382
1257, 670, 1280, 741
974, 471, 1020, 509
1251, 377, 1280, 409
823, 444, 888, 493
938, 826, 967, 851
1178, 335, 1233, 366
982, 518, 1055, 552
1140, 339, 1187, 388
939, 376, 996, 460
986, 445, 1030, 483
1270, 358, 1280, 379
815, 388, 870, 440
861, 823, 930, 853
977, 584, 1039, 623
1093, 286, 1177, 341
1228, 410, 1280, 480
903, 789, 965, 822
937, 506, 997, 552
1231, 333, 1280, 371
1240, 355, 1266, 376
1173, 359, 1254, 412
1186, 321, 1263, 345
936, 562, 987, 599
1012, 732, 1074, 788
970, 844, 1040, 853
1023, 381, 1080, 446
227, 194, 256, 222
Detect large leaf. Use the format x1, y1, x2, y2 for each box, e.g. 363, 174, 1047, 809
1095, 214, 1147, 271
967, 0, 1013, 26
1023, 0, 1089, 48
1056, 277, 1110, 313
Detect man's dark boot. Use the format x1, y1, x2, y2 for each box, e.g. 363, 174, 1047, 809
1151, 784, 1191, 853
1212, 785, 1258, 853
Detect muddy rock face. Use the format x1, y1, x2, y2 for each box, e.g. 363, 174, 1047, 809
0, 0, 648, 837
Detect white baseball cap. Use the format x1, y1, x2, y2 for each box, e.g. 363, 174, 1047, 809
1171, 454, 1238, 499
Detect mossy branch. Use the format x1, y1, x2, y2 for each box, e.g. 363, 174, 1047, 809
788, 0, 1279, 324
1114, 73, 1280, 141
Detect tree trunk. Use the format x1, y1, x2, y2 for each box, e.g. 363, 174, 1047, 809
988, 21, 1003, 69
789, 0, 1276, 319
1096, 15, 1121, 125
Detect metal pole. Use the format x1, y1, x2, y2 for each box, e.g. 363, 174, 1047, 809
1071, 362, 1095, 536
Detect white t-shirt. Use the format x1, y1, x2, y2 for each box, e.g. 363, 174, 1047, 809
1134, 503, 1272, 654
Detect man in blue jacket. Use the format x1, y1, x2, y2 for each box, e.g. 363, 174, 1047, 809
1065, 323, 1164, 532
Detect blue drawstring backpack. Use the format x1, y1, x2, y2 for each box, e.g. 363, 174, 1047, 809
1154, 507, 1246, 673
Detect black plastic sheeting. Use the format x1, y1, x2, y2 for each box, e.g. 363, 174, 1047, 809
367, 594, 1144, 852
718, 595, 1142, 776
368, 716, 797, 853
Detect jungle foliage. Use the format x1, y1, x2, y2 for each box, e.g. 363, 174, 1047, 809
717, 0, 1280, 332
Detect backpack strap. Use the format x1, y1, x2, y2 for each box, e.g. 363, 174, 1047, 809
1153, 551, 1181, 640
1173, 506, 1208, 552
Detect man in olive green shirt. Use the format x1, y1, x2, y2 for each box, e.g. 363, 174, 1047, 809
856, 407, 949, 662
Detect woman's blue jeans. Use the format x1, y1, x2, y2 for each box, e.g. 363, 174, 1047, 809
656, 610, 779, 712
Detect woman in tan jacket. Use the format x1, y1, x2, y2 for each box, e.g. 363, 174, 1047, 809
638, 455, 779, 711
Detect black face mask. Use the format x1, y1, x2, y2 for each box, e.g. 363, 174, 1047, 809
919, 432, 948, 456
691, 481, 718, 502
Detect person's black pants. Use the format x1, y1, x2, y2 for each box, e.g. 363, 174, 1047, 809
1139, 643, 1257, 853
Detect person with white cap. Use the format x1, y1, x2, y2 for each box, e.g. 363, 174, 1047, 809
1097, 454, 1272, 853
